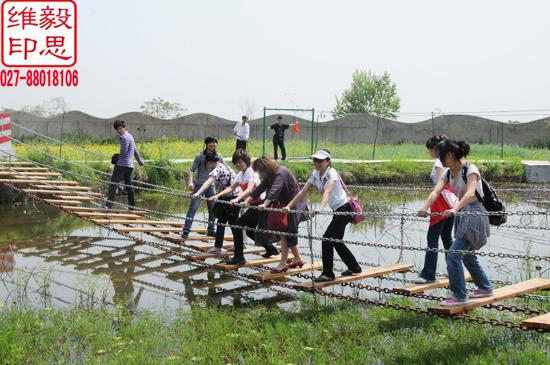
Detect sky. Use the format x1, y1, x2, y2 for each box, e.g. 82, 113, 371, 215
1, 0, 550, 122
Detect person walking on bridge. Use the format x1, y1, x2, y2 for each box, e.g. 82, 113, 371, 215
105, 119, 143, 210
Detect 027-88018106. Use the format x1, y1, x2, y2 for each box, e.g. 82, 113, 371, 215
0, 68, 78, 87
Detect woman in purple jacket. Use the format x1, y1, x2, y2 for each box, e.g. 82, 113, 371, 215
245, 157, 308, 273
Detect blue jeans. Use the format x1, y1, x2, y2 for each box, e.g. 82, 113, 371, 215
447, 237, 492, 300
183, 185, 216, 234
419, 217, 454, 281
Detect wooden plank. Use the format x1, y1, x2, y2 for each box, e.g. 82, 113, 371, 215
296, 263, 414, 289
429, 278, 550, 315
214, 255, 291, 271
55, 195, 96, 201
0, 161, 35, 166
92, 219, 184, 226
8, 179, 79, 185
0, 171, 62, 176
252, 262, 324, 281
33, 185, 91, 191
116, 227, 232, 241
522, 312, 550, 331
43, 199, 82, 205
395, 273, 473, 294
22, 189, 101, 197
0, 167, 48, 171
182, 241, 233, 250
77, 212, 141, 219
166, 267, 210, 280
61, 206, 146, 215
188, 247, 266, 261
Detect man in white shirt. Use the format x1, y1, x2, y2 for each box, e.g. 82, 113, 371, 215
233, 115, 250, 151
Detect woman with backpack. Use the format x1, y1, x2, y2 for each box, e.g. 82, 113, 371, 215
285, 149, 362, 282
418, 139, 493, 306
415, 135, 457, 284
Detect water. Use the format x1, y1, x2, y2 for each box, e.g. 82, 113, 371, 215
0, 187, 548, 312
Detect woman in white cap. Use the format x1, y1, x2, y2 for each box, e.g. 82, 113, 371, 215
285, 149, 362, 282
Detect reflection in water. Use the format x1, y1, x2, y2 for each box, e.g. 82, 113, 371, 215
1, 186, 548, 311
0, 234, 295, 311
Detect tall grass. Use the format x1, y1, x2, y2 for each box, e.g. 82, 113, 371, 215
1, 297, 548, 364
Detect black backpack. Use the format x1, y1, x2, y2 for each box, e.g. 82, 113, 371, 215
447, 163, 507, 226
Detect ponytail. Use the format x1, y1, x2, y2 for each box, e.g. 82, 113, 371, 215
437, 139, 470, 162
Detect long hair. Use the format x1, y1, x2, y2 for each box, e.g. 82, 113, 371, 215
252, 156, 279, 181
425, 134, 448, 149
438, 139, 470, 162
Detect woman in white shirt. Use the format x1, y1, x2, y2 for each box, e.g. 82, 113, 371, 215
209, 149, 278, 264
415, 135, 457, 284
285, 149, 362, 282
418, 139, 493, 307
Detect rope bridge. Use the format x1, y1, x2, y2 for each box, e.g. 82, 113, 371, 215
1, 158, 549, 332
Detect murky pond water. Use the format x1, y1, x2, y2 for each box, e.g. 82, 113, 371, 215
1, 186, 549, 311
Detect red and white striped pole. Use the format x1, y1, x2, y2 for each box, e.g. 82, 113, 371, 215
0, 113, 15, 159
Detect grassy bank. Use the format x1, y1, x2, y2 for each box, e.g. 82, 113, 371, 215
15, 137, 550, 161
1, 298, 548, 364
14, 139, 526, 190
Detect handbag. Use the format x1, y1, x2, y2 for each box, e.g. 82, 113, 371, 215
111, 153, 119, 165
267, 204, 288, 232
338, 175, 365, 224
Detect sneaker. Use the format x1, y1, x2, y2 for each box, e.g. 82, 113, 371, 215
206, 247, 223, 254
469, 289, 493, 298
313, 274, 335, 282
414, 276, 435, 284
226, 247, 235, 252
440, 297, 467, 307
223, 257, 246, 265
181, 231, 189, 239
341, 268, 362, 276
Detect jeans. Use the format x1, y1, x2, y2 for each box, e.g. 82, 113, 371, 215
183, 184, 216, 234
321, 203, 361, 278
106, 166, 135, 208
236, 139, 247, 151
419, 217, 454, 281
447, 237, 492, 300
273, 139, 286, 160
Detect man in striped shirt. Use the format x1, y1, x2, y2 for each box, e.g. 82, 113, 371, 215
106, 119, 144, 210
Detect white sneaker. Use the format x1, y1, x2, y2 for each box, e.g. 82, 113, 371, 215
206, 247, 223, 254
414, 276, 435, 284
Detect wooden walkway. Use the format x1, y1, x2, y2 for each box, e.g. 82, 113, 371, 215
2, 160, 549, 331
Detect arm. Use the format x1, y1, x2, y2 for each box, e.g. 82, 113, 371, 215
285, 181, 312, 210
134, 145, 144, 166
318, 180, 335, 212
434, 166, 444, 181
449, 174, 479, 214
211, 180, 239, 200
418, 177, 447, 216
245, 179, 268, 205
243, 124, 250, 140
231, 180, 256, 204
192, 176, 215, 197
188, 155, 200, 190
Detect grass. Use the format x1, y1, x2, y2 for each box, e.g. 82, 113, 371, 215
12, 138, 528, 190
0, 297, 548, 364
14, 137, 550, 162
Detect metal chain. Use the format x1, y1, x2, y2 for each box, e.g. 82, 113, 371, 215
3, 181, 548, 332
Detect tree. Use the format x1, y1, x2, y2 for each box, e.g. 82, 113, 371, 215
1, 97, 68, 117
140, 97, 186, 119
332, 70, 400, 119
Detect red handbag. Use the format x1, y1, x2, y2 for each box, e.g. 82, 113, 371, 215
267, 204, 288, 232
